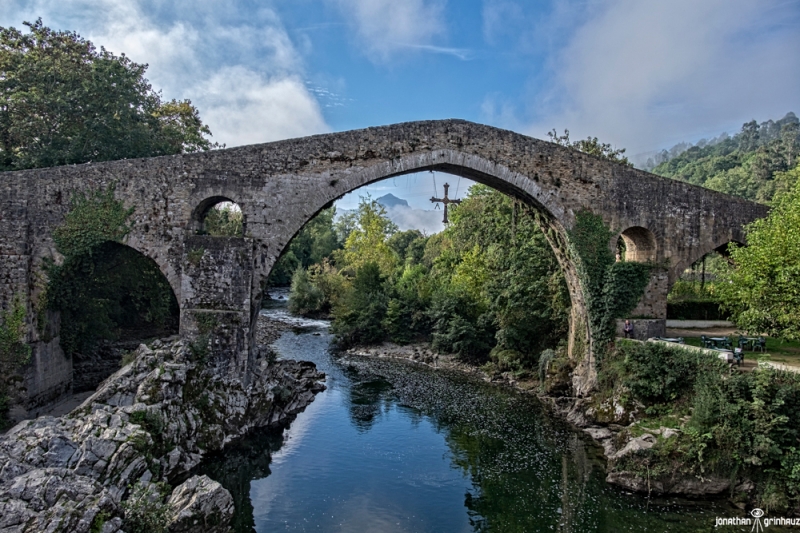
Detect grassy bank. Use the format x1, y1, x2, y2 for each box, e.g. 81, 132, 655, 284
594, 340, 800, 512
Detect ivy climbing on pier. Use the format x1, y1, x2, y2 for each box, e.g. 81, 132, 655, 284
568, 210, 653, 358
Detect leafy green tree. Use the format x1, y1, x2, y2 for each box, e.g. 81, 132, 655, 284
288, 268, 325, 316
436, 186, 570, 366
547, 129, 632, 166
331, 262, 388, 347
336, 198, 398, 275
0, 20, 218, 171
269, 207, 341, 286
715, 173, 800, 339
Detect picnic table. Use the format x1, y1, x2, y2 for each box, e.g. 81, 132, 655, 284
738, 336, 766, 352
702, 336, 732, 349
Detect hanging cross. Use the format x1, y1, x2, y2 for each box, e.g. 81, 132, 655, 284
430, 182, 461, 224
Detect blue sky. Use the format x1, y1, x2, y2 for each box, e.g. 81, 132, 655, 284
2, 0, 799, 225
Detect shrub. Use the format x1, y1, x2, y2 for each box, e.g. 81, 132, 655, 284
331, 262, 389, 347
288, 268, 325, 316
430, 289, 494, 362
121, 482, 170, 533
617, 340, 726, 405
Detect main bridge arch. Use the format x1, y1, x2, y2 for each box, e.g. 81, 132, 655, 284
0, 119, 768, 413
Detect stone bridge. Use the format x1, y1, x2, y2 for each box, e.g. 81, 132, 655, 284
0, 120, 768, 414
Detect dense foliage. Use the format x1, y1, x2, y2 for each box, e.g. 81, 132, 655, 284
46, 187, 178, 357
203, 202, 244, 238
0, 20, 217, 171
715, 172, 800, 339
605, 341, 800, 511
268, 207, 341, 285
289, 187, 571, 371
650, 112, 799, 203
0, 295, 31, 427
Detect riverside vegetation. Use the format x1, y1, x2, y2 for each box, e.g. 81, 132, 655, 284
282, 140, 800, 510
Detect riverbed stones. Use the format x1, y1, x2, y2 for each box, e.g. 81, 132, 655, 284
0, 339, 325, 532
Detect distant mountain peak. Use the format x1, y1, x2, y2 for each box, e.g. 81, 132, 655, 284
376, 193, 409, 208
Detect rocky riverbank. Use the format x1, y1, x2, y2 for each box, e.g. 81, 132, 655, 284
0, 337, 325, 533
342, 341, 741, 500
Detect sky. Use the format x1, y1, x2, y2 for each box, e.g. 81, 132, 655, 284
2, 0, 799, 230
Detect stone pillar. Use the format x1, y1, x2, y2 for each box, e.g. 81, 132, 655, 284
180, 236, 255, 381
629, 268, 668, 319
621, 268, 669, 340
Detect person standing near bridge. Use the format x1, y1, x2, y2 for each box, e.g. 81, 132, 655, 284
623, 320, 634, 339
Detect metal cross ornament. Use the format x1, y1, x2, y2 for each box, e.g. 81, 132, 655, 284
430, 182, 461, 224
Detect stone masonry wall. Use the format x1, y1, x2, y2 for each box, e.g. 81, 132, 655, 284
0, 119, 770, 407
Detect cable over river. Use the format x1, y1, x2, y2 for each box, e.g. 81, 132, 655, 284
195, 292, 739, 532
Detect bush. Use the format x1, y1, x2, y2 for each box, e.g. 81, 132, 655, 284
288, 268, 325, 316
331, 262, 389, 347
607, 340, 800, 509
430, 289, 494, 362
617, 340, 726, 405
121, 482, 170, 533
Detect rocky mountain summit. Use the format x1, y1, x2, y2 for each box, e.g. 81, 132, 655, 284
0, 338, 325, 532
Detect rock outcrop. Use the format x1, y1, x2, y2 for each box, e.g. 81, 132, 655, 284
0, 338, 325, 533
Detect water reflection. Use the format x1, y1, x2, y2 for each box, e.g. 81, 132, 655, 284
196, 313, 738, 532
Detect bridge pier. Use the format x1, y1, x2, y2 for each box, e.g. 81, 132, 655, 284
630, 268, 669, 320
179, 236, 255, 381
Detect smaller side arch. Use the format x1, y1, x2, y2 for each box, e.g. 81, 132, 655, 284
617, 226, 657, 262
189, 195, 246, 236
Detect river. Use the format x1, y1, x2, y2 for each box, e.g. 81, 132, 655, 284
196, 293, 740, 532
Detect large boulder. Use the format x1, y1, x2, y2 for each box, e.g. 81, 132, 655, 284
167, 475, 234, 532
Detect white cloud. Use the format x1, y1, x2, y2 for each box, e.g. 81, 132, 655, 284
519, 0, 800, 154
385, 206, 445, 234
199, 69, 329, 146
0, 0, 330, 147
332, 0, 447, 62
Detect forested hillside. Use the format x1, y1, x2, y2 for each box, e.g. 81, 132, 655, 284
649, 112, 799, 203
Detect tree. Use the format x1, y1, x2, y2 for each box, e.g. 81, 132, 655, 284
716, 169, 800, 339
547, 129, 632, 167
336, 197, 398, 275
0, 20, 218, 171
268, 207, 341, 286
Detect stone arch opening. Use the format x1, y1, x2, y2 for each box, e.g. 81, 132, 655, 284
257, 164, 588, 389
192, 196, 244, 237
246, 156, 596, 395
617, 226, 656, 262
53, 241, 180, 392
